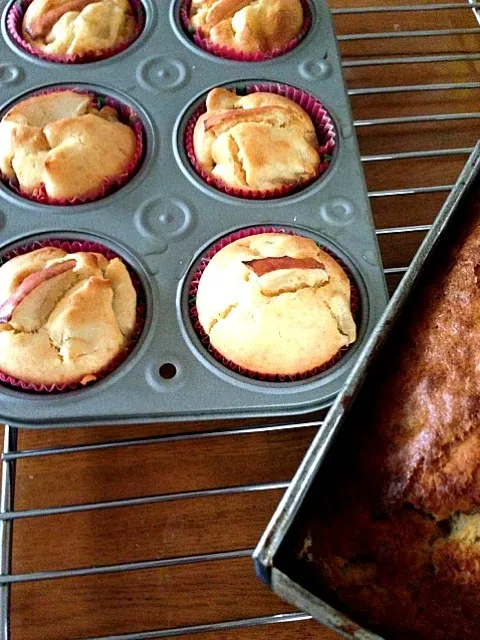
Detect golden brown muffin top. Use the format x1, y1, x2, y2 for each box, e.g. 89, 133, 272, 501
193, 88, 320, 191
0, 90, 137, 200
190, 0, 304, 53
23, 0, 137, 56
196, 233, 356, 376
0, 247, 136, 385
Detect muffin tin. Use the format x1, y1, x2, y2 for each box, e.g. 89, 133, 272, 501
0, 0, 388, 427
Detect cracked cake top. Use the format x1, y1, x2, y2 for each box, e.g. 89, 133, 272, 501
22, 0, 137, 57
193, 88, 321, 192
0, 247, 136, 386
195, 233, 356, 376
189, 0, 304, 54
0, 90, 138, 201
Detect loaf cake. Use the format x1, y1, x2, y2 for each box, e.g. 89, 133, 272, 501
195, 232, 356, 376
189, 0, 304, 54
0, 90, 138, 201
22, 0, 137, 56
0, 247, 136, 386
193, 88, 321, 192
301, 200, 480, 638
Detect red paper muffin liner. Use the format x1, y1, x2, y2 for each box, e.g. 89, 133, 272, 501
188, 227, 360, 383
180, 0, 312, 62
0, 87, 145, 206
185, 82, 336, 200
0, 239, 146, 394
7, 0, 145, 64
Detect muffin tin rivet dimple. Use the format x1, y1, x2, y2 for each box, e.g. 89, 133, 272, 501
0, 63, 21, 86
320, 198, 357, 227
298, 59, 332, 81
136, 55, 189, 92
363, 250, 381, 267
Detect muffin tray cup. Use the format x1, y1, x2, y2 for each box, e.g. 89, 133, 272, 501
188, 226, 361, 382
0, 87, 145, 205
0, 0, 388, 428
6, 0, 146, 64
184, 82, 336, 199
253, 143, 480, 640
180, 0, 313, 62
0, 238, 146, 392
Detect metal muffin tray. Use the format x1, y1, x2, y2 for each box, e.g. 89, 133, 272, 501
253, 143, 480, 639
0, 0, 388, 428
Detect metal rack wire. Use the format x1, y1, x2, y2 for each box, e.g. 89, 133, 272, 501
2, 2, 480, 638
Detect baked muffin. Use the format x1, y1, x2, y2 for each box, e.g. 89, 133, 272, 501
0, 90, 138, 201
0, 247, 136, 386
189, 0, 304, 54
22, 0, 137, 56
193, 88, 321, 192
195, 233, 356, 377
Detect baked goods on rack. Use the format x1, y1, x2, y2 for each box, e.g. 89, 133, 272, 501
0, 247, 136, 386
195, 232, 356, 376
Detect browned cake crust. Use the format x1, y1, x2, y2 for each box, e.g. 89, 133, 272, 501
305, 202, 480, 639
190, 0, 304, 53
196, 233, 356, 376
0, 90, 137, 200
22, 0, 137, 56
0, 247, 137, 385
193, 88, 320, 191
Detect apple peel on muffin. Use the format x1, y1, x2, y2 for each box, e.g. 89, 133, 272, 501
195, 233, 356, 377
0, 247, 136, 386
0, 90, 138, 201
193, 88, 321, 192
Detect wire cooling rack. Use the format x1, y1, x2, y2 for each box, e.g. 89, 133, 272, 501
2, 1, 480, 638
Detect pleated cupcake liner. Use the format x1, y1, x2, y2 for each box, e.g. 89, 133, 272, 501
185, 82, 336, 200
188, 226, 359, 383
0, 238, 146, 393
180, 0, 312, 61
7, 0, 145, 64
0, 88, 145, 206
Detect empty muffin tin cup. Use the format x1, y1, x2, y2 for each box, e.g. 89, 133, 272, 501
187, 225, 360, 383
0, 87, 145, 206
184, 82, 336, 200
179, 0, 312, 62
0, 238, 146, 393
6, 0, 145, 64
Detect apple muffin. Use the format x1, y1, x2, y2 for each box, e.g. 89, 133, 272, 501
189, 0, 304, 54
192, 88, 321, 192
22, 0, 138, 56
195, 233, 356, 377
0, 246, 137, 386
0, 89, 139, 201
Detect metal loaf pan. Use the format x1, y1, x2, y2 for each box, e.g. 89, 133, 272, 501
0, 0, 387, 427
253, 143, 480, 639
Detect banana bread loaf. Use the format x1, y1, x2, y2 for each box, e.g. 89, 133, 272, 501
299, 197, 480, 639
